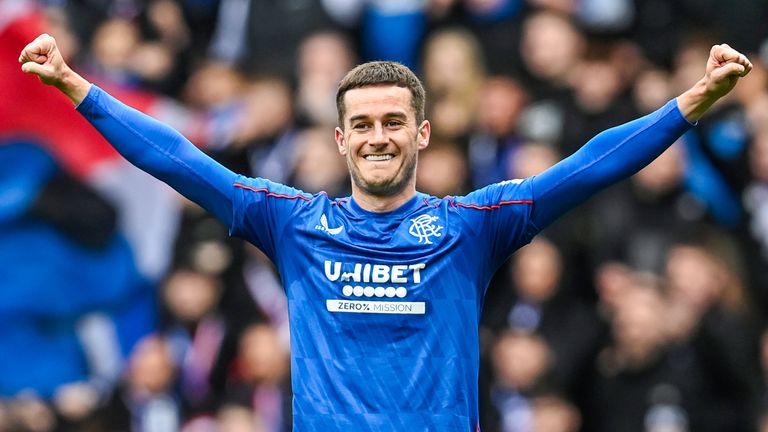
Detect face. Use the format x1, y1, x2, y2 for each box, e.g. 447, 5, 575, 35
163, 270, 220, 323
492, 332, 550, 390
335, 85, 430, 199
665, 245, 722, 308
129, 336, 176, 394
512, 238, 561, 302
239, 324, 287, 383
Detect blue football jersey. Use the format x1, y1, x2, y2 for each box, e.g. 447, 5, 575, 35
78, 84, 692, 432
230, 177, 536, 431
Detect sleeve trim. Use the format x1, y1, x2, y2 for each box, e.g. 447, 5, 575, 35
233, 183, 312, 201
447, 196, 534, 210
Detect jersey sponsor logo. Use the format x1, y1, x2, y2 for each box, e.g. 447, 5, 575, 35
341, 285, 408, 298
315, 214, 344, 235
322, 261, 427, 314
408, 214, 443, 244
324, 261, 425, 284
326, 299, 426, 314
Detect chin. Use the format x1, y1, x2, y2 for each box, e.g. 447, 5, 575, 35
351, 158, 416, 197
362, 182, 397, 197
361, 175, 410, 197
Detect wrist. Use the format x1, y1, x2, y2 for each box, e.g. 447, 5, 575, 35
55, 67, 91, 106
676, 78, 718, 122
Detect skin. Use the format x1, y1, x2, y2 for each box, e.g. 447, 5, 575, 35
334, 84, 431, 212
20, 34, 752, 213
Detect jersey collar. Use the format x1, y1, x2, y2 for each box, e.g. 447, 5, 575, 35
347, 193, 427, 219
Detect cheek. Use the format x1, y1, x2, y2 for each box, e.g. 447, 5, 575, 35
343, 137, 363, 157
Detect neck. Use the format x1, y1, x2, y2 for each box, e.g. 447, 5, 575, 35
351, 186, 417, 213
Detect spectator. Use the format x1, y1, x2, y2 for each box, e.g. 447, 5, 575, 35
82, 18, 142, 89
663, 231, 763, 431
515, 10, 585, 150
235, 0, 338, 77
6, 0, 768, 429
222, 323, 291, 432
416, 142, 469, 197
483, 237, 602, 400
529, 392, 581, 432
161, 268, 228, 416
97, 334, 182, 432
295, 31, 357, 127
289, 126, 351, 197
485, 330, 556, 432
560, 47, 638, 155
421, 27, 486, 143
586, 276, 691, 432
467, 75, 529, 188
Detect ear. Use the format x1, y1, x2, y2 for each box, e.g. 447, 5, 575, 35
335, 127, 347, 155
417, 120, 431, 150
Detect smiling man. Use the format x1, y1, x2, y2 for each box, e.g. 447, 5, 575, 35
19, 33, 751, 431
335, 68, 430, 211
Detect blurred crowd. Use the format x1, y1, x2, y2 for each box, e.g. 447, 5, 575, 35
1, 0, 768, 431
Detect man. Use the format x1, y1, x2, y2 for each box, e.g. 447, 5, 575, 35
19, 34, 751, 431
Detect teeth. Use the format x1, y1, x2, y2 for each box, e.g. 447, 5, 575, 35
365, 154, 394, 161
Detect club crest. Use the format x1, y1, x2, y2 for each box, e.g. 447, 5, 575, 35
408, 214, 443, 245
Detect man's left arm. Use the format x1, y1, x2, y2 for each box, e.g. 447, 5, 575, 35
528, 44, 752, 232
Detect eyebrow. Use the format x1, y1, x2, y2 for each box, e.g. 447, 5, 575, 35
349, 112, 409, 123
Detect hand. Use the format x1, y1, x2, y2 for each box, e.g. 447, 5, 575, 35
677, 44, 752, 122
18, 33, 67, 85
702, 43, 753, 100
19, 33, 90, 105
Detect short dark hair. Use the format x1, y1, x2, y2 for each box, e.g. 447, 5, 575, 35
336, 61, 426, 128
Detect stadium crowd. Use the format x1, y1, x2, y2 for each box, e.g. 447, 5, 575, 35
1, 0, 768, 431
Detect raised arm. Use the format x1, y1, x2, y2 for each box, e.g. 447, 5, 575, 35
528, 44, 752, 231
19, 34, 238, 226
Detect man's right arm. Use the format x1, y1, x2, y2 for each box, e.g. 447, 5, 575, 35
19, 34, 238, 227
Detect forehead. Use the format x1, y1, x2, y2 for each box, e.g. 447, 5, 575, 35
342, 84, 414, 120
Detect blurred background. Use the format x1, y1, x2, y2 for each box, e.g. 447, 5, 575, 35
1, 0, 768, 430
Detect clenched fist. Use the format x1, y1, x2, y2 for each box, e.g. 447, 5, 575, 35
677, 43, 753, 121
703, 43, 753, 99
19, 33, 90, 105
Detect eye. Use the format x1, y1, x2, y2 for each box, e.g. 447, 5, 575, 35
385, 120, 404, 128
353, 122, 371, 131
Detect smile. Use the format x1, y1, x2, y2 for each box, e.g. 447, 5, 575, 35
364, 154, 395, 161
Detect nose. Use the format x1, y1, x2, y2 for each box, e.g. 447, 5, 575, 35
370, 123, 387, 145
